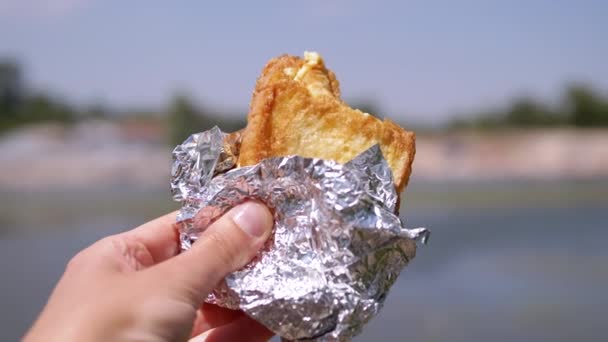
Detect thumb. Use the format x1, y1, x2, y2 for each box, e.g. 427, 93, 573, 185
148, 201, 273, 304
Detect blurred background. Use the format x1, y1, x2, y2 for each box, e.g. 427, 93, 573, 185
1, 1, 607, 341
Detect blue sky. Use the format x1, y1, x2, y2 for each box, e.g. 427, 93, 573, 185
1, 0, 607, 124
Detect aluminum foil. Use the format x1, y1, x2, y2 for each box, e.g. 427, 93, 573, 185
171, 127, 429, 341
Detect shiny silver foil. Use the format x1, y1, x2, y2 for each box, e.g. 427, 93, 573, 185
171, 127, 429, 341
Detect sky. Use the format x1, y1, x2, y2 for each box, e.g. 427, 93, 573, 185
1, 0, 607, 124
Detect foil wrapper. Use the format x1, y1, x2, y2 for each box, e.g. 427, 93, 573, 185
171, 127, 429, 341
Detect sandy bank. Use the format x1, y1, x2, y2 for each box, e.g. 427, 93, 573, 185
0, 123, 606, 189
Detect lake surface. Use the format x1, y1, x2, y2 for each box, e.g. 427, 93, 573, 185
1, 181, 607, 341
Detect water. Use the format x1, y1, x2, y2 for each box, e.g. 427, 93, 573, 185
1, 182, 606, 341
360, 204, 608, 342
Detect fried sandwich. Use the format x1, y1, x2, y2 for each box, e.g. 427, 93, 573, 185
238, 52, 415, 193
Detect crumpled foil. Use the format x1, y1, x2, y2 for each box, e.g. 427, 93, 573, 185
171, 126, 429, 341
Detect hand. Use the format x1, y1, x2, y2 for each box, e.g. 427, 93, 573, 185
24, 202, 275, 342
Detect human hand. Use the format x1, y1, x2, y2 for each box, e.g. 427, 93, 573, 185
24, 201, 274, 342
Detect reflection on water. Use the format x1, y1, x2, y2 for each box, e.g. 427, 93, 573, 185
1, 181, 607, 341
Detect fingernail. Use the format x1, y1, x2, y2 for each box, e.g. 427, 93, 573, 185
231, 202, 271, 238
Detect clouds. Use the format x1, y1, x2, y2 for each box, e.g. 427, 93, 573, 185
0, 0, 92, 19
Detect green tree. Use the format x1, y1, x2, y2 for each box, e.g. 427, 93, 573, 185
20, 93, 75, 123
505, 97, 563, 126
0, 60, 24, 129
85, 103, 109, 120
566, 85, 608, 127
1, 60, 75, 131
167, 94, 209, 146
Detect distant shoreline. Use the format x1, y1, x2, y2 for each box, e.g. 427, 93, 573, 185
1, 123, 607, 190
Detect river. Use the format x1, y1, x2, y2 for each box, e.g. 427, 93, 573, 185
1, 180, 606, 341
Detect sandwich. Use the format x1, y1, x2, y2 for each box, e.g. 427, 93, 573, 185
238, 52, 415, 193
172, 52, 424, 341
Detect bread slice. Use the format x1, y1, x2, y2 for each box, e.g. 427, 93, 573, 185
238, 52, 415, 193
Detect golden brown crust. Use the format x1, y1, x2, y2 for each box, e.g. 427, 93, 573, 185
224, 129, 244, 161
251, 54, 341, 100
239, 53, 415, 193
377, 119, 416, 192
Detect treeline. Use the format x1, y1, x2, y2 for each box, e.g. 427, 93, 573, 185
4, 58, 608, 141
166, 94, 244, 146
1, 60, 77, 131
0, 60, 117, 131
0, 59, 244, 144
450, 85, 608, 129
